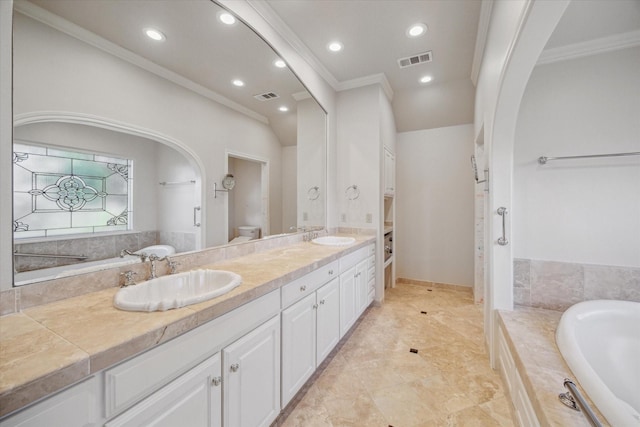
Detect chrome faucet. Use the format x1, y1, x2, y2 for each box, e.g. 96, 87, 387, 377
291, 226, 321, 242
120, 249, 147, 261
120, 270, 137, 287
162, 256, 179, 274
148, 254, 160, 279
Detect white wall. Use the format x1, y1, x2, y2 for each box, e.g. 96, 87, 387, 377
336, 85, 381, 229
297, 98, 325, 228
281, 146, 297, 232
396, 124, 475, 287
514, 47, 640, 267
0, 0, 14, 289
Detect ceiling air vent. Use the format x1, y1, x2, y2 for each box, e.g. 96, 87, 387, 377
253, 92, 280, 101
397, 51, 432, 69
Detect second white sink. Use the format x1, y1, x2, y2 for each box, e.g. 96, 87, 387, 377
114, 269, 242, 312
311, 236, 356, 246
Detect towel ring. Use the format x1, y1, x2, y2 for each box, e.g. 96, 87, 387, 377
307, 186, 320, 201
345, 185, 360, 200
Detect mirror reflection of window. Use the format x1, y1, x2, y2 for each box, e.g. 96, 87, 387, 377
13, 142, 132, 239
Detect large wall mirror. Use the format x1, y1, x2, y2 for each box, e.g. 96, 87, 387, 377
11, 0, 327, 286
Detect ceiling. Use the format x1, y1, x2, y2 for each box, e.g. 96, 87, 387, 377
21, 0, 307, 146
18, 0, 640, 137
264, 0, 483, 132
545, 0, 640, 49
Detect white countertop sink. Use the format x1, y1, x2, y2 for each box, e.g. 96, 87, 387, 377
114, 269, 242, 312
311, 236, 356, 246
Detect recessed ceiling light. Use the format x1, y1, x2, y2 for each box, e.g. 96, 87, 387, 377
144, 28, 166, 41
420, 75, 433, 84
232, 79, 245, 87
327, 41, 343, 52
279, 106, 289, 112
407, 23, 427, 38
218, 12, 236, 25
274, 59, 286, 68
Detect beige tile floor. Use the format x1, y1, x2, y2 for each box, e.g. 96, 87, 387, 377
281, 282, 515, 427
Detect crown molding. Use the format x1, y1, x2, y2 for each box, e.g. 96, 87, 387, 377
14, 0, 269, 125
471, 0, 493, 87
337, 74, 394, 101
537, 29, 640, 66
247, 0, 340, 91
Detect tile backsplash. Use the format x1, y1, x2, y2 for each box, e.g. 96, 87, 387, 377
514, 258, 640, 311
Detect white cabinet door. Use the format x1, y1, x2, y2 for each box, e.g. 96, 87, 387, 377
0, 377, 100, 427
105, 353, 222, 427
339, 265, 357, 338
316, 278, 340, 365
355, 259, 369, 316
384, 148, 395, 196
281, 293, 317, 407
223, 316, 280, 427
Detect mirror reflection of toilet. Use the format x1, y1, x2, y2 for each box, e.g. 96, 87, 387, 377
230, 226, 260, 243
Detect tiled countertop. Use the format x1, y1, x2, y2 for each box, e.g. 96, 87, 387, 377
0, 235, 374, 418
498, 306, 609, 427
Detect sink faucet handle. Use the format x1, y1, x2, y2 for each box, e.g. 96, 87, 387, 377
120, 270, 137, 287
167, 259, 179, 274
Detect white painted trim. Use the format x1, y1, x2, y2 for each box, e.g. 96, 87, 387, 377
337, 74, 394, 102
537, 29, 640, 65
14, 0, 269, 125
246, 0, 340, 91
471, 0, 494, 87
292, 91, 311, 101
13, 111, 207, 249
0, 0, 14, 291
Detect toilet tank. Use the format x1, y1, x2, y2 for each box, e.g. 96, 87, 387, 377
237, 226, 260, 239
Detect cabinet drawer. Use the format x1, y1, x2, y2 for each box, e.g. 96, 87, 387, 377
368, 266, 375, 283
339, 247, 368, 273
281, 261, 338, 308
367, 244, 375, 257
367, 255, 375, 270
104, 289, 280, 418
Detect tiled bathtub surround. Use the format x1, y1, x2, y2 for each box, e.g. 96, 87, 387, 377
13, 231, 158, 272
514, 259, 640, 310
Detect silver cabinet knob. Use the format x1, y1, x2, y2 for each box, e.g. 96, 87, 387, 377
313, 304, 318, 309
300, 285, 307, 292
230, 363, 239, 372
211, 376, 222, 386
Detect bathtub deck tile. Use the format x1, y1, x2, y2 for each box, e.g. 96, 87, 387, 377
499, 307, 610, 427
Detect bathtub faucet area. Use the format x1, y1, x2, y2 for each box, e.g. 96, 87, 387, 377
556, 299, 640, 427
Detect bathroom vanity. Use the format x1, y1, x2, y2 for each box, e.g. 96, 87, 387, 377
0, 236, 376, 427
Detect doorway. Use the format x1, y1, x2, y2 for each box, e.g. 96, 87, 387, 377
226, 153, 269, 242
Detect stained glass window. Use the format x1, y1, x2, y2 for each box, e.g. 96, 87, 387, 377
13, 142, 133, 238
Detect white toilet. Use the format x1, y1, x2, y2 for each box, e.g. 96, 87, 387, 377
230, 225, 260, 243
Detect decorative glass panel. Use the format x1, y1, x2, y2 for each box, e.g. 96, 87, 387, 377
13, 142, 133, 238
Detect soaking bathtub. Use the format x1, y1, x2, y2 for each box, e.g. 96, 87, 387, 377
556, 300, 640, 426
15, 245, 175, 286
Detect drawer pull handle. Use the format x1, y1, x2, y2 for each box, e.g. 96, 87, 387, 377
230, 363, 239, 372
328, 269, 334, 275
319, 299, 325, 305
212, 376, 222, 386
313, 304, 318, 309
300, 285, 307, 292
